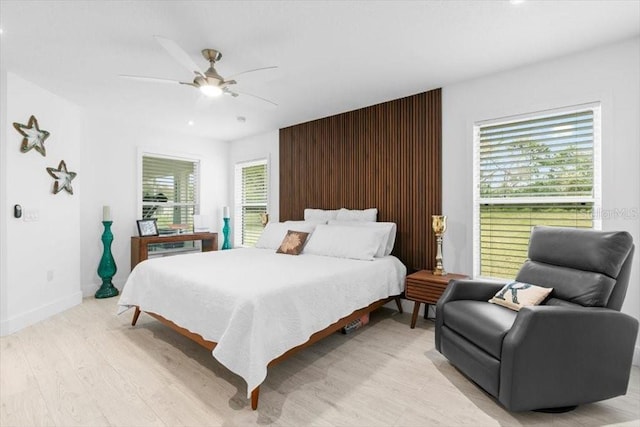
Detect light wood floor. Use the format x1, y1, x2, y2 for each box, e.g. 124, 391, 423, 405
1, 298, 638, 427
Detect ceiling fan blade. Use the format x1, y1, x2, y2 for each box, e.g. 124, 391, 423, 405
223, 88, 239, 97
233, 90, 278, 106
226, 66, 278, 80
154, 35, 202, 74
119, 74, 182, 84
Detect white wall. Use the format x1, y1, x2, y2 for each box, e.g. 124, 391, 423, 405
0, 68, 8, 334
80, 114, 230, 296
442, 38, 640, 363
1, 72, 83, 335
0, 70, 231, 332
228, 130, 279, 244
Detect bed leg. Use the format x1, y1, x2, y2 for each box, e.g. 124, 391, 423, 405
251, 387, 260, 410
395, 296, 403, 314
131, 307, 141, 326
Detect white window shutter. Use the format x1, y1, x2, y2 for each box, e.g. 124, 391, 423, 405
141, 155, 200, 234
234, 159, 268, 247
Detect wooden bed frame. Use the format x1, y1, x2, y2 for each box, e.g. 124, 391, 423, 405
131, 295, 403, 410
127, 90, 440, 411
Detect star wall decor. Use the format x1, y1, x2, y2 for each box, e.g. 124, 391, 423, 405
46, 160, 77, 195
13, 115, 50, 156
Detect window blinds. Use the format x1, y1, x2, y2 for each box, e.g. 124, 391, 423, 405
479, 111, 594, 199
476, 108, 598, 279
234, 159, 268, 246
142, 155, 199, 235
479, 203, 593, 278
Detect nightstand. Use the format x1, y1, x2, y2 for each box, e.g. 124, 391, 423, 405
406, 270, 468, 328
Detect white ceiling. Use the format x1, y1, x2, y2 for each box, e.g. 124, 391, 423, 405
1, 1, 638, 142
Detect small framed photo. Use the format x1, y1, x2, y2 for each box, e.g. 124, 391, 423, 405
137, 219, 159, 237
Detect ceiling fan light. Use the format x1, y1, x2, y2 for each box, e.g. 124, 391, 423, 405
200, 84, 223, 97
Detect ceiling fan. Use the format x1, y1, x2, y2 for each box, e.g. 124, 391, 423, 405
120, 36, 277, 106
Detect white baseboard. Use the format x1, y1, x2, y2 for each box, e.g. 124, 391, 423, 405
0, 291, 82, 336
82, 282, 99, 298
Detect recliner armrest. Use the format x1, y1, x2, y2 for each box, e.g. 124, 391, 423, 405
438, 279, 505, 305
435, 279, 505, 351
500, 305, 639, 411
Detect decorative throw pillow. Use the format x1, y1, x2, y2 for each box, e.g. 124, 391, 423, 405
276, 230, 310, 255
489, 281, 553, 311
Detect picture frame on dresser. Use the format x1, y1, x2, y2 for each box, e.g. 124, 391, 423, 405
136, 219, 159, 237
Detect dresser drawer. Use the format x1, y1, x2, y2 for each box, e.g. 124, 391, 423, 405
406, 280, 448, 304
406, 270, 468, 328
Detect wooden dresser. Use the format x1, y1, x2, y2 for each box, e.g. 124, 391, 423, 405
130, 232, 218, 270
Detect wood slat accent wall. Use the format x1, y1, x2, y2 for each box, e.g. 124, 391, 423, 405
279, 89, 441, 272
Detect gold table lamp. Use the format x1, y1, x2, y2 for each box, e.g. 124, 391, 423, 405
432, 215, 447, 276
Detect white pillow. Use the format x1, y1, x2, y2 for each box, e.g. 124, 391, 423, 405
335, 208, 378, 222
327, 220, 396, 257
285, 220, 327, 230
303, 225, 389, 261
304, 208, 339, 221
255, 222, 316, 249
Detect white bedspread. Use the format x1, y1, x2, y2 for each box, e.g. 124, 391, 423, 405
117, 248, 406, 397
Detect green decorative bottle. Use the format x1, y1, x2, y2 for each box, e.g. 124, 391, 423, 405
95, 220, 119, 298
222, 217, 231, 250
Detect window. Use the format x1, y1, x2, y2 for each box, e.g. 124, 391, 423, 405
140, 153, 200, 252
234, 159, 268, 247
474, 105, 601, 279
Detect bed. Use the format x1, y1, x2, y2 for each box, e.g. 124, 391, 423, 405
118, 240, 406, 409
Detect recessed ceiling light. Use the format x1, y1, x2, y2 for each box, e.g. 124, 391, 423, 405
187, 120, 195, 126
510, 0, 525, 4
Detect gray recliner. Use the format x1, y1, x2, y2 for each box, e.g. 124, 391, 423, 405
435, 226, 638, 411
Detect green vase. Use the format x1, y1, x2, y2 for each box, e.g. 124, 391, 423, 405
95, 221, 119, 299
222, 217, 231, 250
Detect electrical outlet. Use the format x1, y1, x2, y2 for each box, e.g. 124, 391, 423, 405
23, 209, 40, 222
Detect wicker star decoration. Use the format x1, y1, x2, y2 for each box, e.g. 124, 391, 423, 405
46, 160, 77, 195
13, 115, 50, 157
